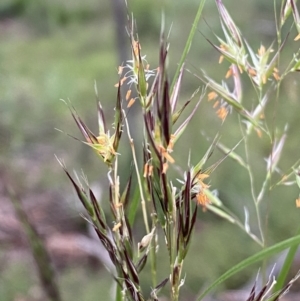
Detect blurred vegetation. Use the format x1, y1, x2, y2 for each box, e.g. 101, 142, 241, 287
1, 0, 300, 300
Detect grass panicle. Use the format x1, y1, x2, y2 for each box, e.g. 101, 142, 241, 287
57, 1, 300, 300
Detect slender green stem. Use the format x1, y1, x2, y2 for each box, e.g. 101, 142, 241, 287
171, 186, 177, 268
242, 126, 265, 246
219, 204, 264, 246
275, 0, 281, 49
151, 228, 157, 289
124, 111, 158, 288
114, 157, 120, 217
171, 258, 183, 301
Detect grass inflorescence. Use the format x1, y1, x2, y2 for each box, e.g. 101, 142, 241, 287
56, 1, 300, 300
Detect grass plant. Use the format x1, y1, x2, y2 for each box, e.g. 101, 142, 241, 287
53, 0, 300, 300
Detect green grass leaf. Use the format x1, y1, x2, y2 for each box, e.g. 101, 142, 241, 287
127, 185, 140, 227
197, 234, 300, 300
170, 0, 207, 93
271, 227, 300, 298
7, 186, 61, 301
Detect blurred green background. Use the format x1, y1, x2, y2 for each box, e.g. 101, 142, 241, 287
1, 0, 300, 300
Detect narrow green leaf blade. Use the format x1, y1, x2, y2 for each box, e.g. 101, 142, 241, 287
170, 0, 207, 92
197, 234, 300, 300
7, 186, 62, 301
272, 227, 300, 297
127, 185, 140, 227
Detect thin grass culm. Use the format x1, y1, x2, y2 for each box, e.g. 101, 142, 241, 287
58, 1, 300, 301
